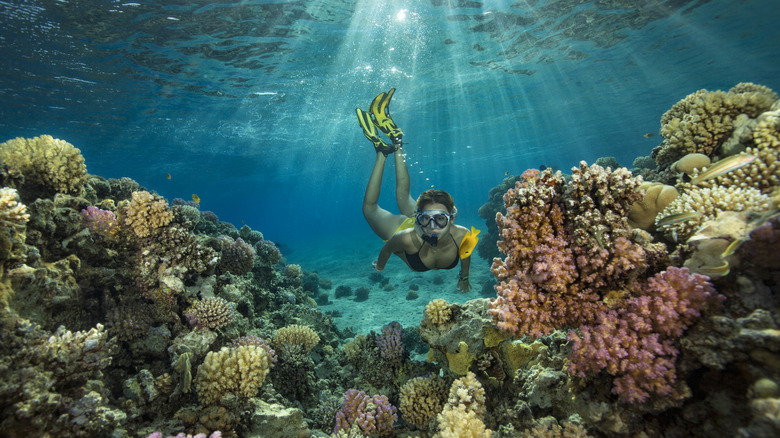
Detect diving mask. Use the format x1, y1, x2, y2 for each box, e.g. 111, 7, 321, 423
415, 209, 452, 229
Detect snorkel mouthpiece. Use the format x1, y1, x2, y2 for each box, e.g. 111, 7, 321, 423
422, 233, 439, 247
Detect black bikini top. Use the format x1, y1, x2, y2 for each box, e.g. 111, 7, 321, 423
405, 234, 459, 272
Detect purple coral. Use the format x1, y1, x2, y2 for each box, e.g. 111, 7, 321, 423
334, 389, 397, 436
568, 267, 724, 404
80, 206, 120, 238
376, 321, 405, 363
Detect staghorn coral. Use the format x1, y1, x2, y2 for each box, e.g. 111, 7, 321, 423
185, 297, 236, 330
656, 185, 772, 242
654, 83, 777, 168
216, 236, 256, 276
272, 324, 320, 353
435, 372, 491, 438
0, 135, 88, 196
568, 267, 724, 404
425, 298, 453, 326
333, 389, 397, 437
399, 375, 448, 430
121, 190, 174, 238
194, 345, 270, 405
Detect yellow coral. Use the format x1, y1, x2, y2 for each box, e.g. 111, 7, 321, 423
0, 135, 87, 195
399, 375, 448, 429
121, 191, 173, 238
446, 341, 476, 376
714, 110, 780, 193
425, 298, 452, 326
194, 345, 270, 405
342, 334, 366, 361
272, 324, 320, 353
627, 182, 679, 230
435, 372, 490, 438
655, 83, 777, 167
656, 185, 772, 241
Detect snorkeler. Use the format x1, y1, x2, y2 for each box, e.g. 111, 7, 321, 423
356, 89, 478, 292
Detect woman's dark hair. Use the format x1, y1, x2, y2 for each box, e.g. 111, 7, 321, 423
416, 189, 455, 214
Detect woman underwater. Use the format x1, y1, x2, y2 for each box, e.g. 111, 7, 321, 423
356, 89, 479, 292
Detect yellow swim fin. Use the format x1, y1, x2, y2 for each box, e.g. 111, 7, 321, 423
356, 108, 397, 157
369, 88, 404, 143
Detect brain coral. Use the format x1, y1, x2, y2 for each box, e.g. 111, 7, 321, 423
0, 135, 88, 195
656, 185, 772, 241
121, 191, 174, 238
399, 375, 448, 429
654, 83, 777, 168
194, 345, 270, 405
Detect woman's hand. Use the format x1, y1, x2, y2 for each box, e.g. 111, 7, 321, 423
457, 277, 471, 293
372, 260, 384, 272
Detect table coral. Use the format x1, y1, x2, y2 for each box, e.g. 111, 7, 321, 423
654, 83, 777, 168
0, 135, 88, 196
333, 389, 397, 437
567, 267, 724, 404
194, 345, 270, 405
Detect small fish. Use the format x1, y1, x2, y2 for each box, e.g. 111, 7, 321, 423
698, 261, 730, 277
656, 211, 702, 227
505, 171, 509, 175
192, 194, 200, 204
458, 226, 481, 259
166, 173, 171, 180
643, 133, 655, 138
721, 239, 745, 258
690, 154, 757, 185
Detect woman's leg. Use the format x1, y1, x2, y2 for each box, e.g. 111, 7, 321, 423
394, 146, 417, 216
363, 152, 406, 241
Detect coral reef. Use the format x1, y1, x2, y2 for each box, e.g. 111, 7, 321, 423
333, 389, 397, 437
216, 236, 256, 276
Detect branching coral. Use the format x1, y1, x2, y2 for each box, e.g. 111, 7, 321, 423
425, 299, 453, 326
0, 135, 88, 195
656, 185, 772, 241
194, 345, 270, 405
121, 191, 174, 238
0, 187, 30, 227
333, 389, 397, 437
185, 297, 236, 330
435, 372, 491, 438
80, 206, 120, 238
568, 267, 724, 404
654, 83, 777, 168
272, 324, 320, 353
399, 375, 448, 430
375, 321, 405, 363
216, 236, 256, 276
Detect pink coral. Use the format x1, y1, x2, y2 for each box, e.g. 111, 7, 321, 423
568, 267, 724, 404
80, 206, 120, 238
334, 389, 397, 436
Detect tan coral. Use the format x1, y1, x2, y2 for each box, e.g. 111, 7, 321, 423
672, 153, 711, 175
194, 345, 270, 405
0, 187, 30, 227
120, 191, 174, 238
272, 324, 320, 353
628, 182, 679, 230
399, 375, 448, 429
655, 83, 777, 168
0, 135, 88, 195
435, 372, 490, 438
713, 110, 780, 193
656, 185, 772, 241
425, 298, 453, 326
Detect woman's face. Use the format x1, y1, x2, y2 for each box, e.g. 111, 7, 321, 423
416, 202, 454, 236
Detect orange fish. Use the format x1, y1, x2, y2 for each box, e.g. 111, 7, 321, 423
166, 173, 171, 180
192, 194, 200, 204
458, 226, 481, 259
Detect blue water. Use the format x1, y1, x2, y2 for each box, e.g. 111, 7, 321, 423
1, 0, 779, 252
